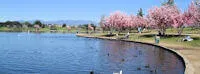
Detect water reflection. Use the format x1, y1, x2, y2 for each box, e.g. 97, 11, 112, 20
0, 32, 184, 74
98, 39, 184, 74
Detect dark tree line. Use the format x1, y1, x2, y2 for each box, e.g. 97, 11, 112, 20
0, 20, 46, 28
0, 21, 22, 28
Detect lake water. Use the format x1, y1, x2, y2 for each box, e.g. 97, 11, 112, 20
0, 32, 185, 74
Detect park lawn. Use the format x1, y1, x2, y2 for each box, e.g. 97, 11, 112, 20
165, 27, 200, 34
0, 27, 28, 32
39, 28, 51, 32
0, 27, 80, 33
130, 33, 200, 50
89, 30, 200, 50
0, 27, 11, 31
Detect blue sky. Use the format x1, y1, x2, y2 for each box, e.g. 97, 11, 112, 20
0, 0, 192, 22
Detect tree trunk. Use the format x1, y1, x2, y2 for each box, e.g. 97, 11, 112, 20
109, 28, 113, 35
86, 28, 88, 34
118, 30, 121, 35
94, 27, 96, 33
158, 29, 166, 36
178, 27, 184, 35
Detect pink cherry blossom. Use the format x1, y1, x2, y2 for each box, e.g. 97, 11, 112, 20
187, 1, 200, 26
67, 26, 71, 31
88, 24, 94, 30
102, 1, 199, 35
147, 5, 180, 35
105, 11, 128, 32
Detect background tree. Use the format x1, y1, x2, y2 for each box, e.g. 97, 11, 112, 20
99, 15, 106, 33
0, 22, 5, 27
136, 8, 147, 33
34, 20, 45, 28
162, 0, 174, 6
23, 21, 32, 28
4, 21, 13, 27
62, 24, 66, 28
137, 8, 144, 17
4, 21, 22, 28
50, 25, 57, 30
90, 23, 96, 32
78, 24, 89, 33
194, 0, 200, 6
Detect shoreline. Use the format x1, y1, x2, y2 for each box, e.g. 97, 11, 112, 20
76, 33, 195, 74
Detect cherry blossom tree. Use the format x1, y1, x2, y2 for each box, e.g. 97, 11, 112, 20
104, 11, 128, 34
103, 17, 113, 34
125, 15, 137, 31
192, 1, 200, 27
34, 24, 40, 32
127, 15, 148, 33
171, 2, 196, 35
173, 1, 200, 35
135, 16, 148, 29
66, 25, 71, 32
101, 0, 200, 36
104, 11, 148, 34
169, 13, 185, 35
88, 24, 94, 31
147, 5, 180, 36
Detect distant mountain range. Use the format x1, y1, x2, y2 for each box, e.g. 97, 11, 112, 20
18, 20, 98, 26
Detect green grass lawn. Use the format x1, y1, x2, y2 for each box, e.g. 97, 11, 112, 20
88, 28, 200, 50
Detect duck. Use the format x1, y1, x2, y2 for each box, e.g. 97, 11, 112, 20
113, 70, 122, 74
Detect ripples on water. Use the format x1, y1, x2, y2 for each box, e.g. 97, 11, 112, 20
0, 32, 185, 74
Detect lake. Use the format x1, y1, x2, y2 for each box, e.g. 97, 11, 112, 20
0, 32, 185, 74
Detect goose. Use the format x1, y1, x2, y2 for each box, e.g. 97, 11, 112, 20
113, 70, 122, 74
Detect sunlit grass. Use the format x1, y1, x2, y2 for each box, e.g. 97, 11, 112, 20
86, 28, 200, 50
